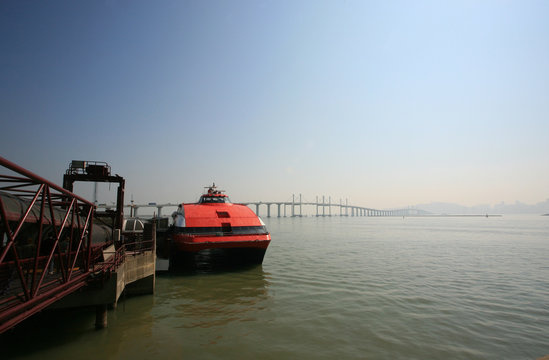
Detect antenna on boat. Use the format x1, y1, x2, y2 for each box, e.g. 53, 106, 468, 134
204, 182, 225, 195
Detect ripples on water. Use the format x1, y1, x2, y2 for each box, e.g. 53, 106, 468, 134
2, 215, 549, 359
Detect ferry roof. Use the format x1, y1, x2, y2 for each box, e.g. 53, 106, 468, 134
183, 201, 263, 227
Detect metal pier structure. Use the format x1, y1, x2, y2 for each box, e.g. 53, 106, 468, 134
0, 158, 155, 333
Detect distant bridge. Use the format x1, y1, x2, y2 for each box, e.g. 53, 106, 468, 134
242, 195, 428, 218
98, 194, 428, 218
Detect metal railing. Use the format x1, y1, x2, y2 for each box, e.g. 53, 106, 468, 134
0, 156, 97, 333
90, 227, 156, 277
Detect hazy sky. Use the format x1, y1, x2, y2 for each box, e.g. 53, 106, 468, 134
1, 0, 548, 209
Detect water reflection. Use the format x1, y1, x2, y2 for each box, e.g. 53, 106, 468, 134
1, 264, 270, 358
1, 307, 97, 357
1, 292, 157, 359
96, 295, 156, 357
155, 265, 272, 329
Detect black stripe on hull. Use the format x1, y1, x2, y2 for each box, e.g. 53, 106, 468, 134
169, 247, 267, 272
173, 226, 268, 236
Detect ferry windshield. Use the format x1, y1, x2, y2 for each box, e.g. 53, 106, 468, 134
200, 196, 230, 204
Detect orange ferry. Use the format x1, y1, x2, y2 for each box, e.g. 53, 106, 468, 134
170, 184, 271, 266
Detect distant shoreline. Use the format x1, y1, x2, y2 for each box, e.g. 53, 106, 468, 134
407, 214, 502, 217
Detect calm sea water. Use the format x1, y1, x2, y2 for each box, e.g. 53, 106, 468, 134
3, 215, 549, 359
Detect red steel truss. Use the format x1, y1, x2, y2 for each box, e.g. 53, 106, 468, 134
0, 156, 99, 333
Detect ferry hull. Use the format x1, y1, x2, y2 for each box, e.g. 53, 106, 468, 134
170, 247, 268, 270
170, 234, 270, 269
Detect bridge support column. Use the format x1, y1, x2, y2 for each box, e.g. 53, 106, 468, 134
267, 204, 271, 218
157, 206, 162, 217
134, 207, 139, 217
277, 203, 281, 217
256, 204, 260, 216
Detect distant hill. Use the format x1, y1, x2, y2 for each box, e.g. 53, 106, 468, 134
414, 199, 549, 215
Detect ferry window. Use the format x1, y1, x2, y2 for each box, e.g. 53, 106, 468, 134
217, 211, 230, 218
201, 196, 229, 203
125, 219, 135, 231
135, 221, 144, 230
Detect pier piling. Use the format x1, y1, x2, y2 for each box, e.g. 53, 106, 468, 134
95, 304, 108, 329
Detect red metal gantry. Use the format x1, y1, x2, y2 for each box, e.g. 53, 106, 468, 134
0, 156, 100, 333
